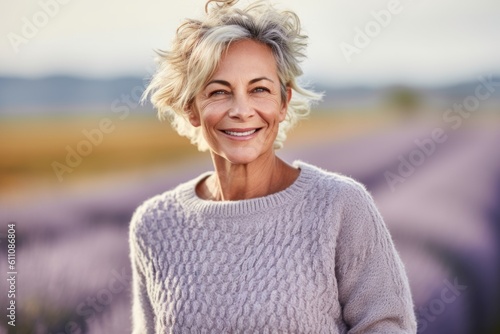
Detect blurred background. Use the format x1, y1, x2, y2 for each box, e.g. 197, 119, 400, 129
1, 0, 499, 333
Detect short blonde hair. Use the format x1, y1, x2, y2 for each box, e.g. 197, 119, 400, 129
143, 0, 322, 151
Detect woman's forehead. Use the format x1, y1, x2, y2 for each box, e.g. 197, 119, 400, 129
210, 40, 278, 81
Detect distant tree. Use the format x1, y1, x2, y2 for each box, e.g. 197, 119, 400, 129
385, 85, 422, 118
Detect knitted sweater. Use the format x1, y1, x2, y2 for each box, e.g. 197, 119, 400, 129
129, 161, 417, 333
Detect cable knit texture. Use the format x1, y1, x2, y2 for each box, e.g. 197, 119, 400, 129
129, 161, 417, 333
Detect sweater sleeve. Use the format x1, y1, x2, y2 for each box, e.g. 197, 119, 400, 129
334, 181, 417, 334
129, 213, 156, 334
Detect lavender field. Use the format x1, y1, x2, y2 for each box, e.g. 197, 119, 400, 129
2, 0, 500, 331
1, 114, 499, 333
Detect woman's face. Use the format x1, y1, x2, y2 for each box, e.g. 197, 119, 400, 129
190, 39, 291, 165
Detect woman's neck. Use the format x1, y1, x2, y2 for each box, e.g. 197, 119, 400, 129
198, 152, 299, 201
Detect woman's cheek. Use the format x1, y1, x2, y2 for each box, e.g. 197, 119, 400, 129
199, 104, 221, 123
254, 95, 282, 110
205, 99, 231, 114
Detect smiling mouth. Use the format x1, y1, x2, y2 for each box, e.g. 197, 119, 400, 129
221, 128, 261, 137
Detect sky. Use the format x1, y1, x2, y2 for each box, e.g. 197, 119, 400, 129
1, 0, 499, 86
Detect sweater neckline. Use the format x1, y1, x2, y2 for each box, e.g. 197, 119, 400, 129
178, 160, 316, 216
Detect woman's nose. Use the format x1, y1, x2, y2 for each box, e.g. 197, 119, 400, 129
228, 94, 255, 119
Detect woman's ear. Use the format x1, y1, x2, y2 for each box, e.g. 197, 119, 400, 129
279, 87, 292, 122
186, 104, 201, 127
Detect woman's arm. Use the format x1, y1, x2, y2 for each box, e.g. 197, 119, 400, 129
335, 182, 417, 334
129, 216, 155, 334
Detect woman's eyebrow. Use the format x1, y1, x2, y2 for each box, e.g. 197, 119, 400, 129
206, 77, 275, 88
205, 79, 231, 88
249, 77, 274, 84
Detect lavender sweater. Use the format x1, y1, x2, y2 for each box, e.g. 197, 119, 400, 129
129, 161, 417, 333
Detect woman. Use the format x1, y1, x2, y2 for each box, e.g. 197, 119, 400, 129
130, 0, 417, 333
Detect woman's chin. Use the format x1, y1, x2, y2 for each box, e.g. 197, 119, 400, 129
213, 147, 266, 166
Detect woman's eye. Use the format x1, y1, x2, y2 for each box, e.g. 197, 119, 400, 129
253, 87, 270, 93
209, 90, 228, 97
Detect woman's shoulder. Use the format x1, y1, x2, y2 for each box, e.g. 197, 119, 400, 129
294, 161, 382, 236
296, 161, 386, 237
129, 172, 210, 232
294, 160, 370, 201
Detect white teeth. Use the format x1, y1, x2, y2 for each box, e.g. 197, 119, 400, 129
224, 129, 256, 137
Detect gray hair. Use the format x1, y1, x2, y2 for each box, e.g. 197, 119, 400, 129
143, 0, 322, 151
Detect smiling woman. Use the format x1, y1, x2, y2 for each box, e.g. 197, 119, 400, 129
143, 0, 321, 152
130, 0, 417, 333
189, 39, 296, 200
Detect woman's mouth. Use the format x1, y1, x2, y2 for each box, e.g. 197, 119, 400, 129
223, 129, 257, 136
219, 128, 262, 139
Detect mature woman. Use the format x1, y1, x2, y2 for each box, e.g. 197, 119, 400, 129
130, 0, 417, 333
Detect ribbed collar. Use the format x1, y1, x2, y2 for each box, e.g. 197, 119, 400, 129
177, 160, 317, 216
